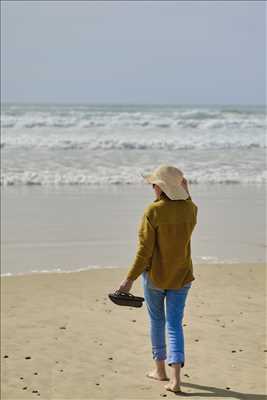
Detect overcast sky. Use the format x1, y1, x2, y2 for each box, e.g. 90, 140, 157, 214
1, 1, 266, 105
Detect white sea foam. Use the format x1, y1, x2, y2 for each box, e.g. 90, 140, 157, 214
1, 106, 266, 130
1, 104, 266, 186
0, 264, 121, 277
1, 168, 266, 186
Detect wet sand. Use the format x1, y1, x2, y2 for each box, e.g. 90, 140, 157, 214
1, 184, 266, 276
1, 263, 266, 399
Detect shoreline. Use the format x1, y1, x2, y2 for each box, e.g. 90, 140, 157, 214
1, 263, 266, 399
0, 261, 265, 278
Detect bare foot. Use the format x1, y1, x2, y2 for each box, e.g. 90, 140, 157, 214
164, 381, 182, 393
146, 369, 169, 381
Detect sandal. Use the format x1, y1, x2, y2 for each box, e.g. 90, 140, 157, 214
108, 291, 145, 308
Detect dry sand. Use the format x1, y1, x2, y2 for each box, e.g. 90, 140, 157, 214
1, 263, 266, 399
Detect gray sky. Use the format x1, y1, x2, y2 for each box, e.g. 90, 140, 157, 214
1, 1, 266, 105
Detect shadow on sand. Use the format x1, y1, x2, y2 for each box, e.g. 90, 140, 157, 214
173, 382, 266, 399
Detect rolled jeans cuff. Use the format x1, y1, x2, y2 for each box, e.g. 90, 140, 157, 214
167, 351, 185, 367
152, 345, 167, 361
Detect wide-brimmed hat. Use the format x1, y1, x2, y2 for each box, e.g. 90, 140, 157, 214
141, 165, 189, 200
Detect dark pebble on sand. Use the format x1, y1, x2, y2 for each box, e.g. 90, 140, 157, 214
32, 390, 38, 393
108, 357, 113, 360
239, 349, 243, 352
226, 387, 231, 390
3, 355, 8, 358
60, 369, 64, 372
59, 326, 66, 329
22, 387, 28, 390
183, 324, 187, 327
184, 373, 190, 378
96, 383, 100, 386
231, 350, 236, 353
160, 394, 167, 397
20, 377, 24, 380
132, 320, 136, 323
34, 372, 38, 375
221, 325, 226, 328
25, 356, 31, 359
264, 350, 267, 352
194, 339, 199, 342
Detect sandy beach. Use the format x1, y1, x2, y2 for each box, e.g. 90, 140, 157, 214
1, 263, 266, 399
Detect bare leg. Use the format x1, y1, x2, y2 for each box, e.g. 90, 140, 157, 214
164, 363, 182, 392
146, 359, 169, 381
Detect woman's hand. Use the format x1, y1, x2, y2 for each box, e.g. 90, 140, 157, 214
117, 278, 134, 293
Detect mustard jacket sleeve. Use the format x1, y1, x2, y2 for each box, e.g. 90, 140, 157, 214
126, 211, 156, 281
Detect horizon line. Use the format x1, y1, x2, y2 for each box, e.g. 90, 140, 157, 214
1, 101, 266, 107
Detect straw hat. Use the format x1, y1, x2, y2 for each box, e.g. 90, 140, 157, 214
141, 165, 189, 200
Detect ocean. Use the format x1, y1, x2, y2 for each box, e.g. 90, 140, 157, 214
1, 104, 266, 276
1, 104, 266, 186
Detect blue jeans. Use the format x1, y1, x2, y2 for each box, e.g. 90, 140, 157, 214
141, 271, 192, 367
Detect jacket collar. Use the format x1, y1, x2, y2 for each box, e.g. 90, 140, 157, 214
155, 192, 190, 202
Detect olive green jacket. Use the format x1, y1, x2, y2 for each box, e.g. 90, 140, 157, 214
126, 192, 198, 289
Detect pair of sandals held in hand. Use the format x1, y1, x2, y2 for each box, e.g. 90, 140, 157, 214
108, 290, 145, 308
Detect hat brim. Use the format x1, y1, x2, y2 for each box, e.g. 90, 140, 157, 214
141, 174, 189, 200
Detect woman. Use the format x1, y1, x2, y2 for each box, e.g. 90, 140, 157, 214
117, 165, 198, 394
